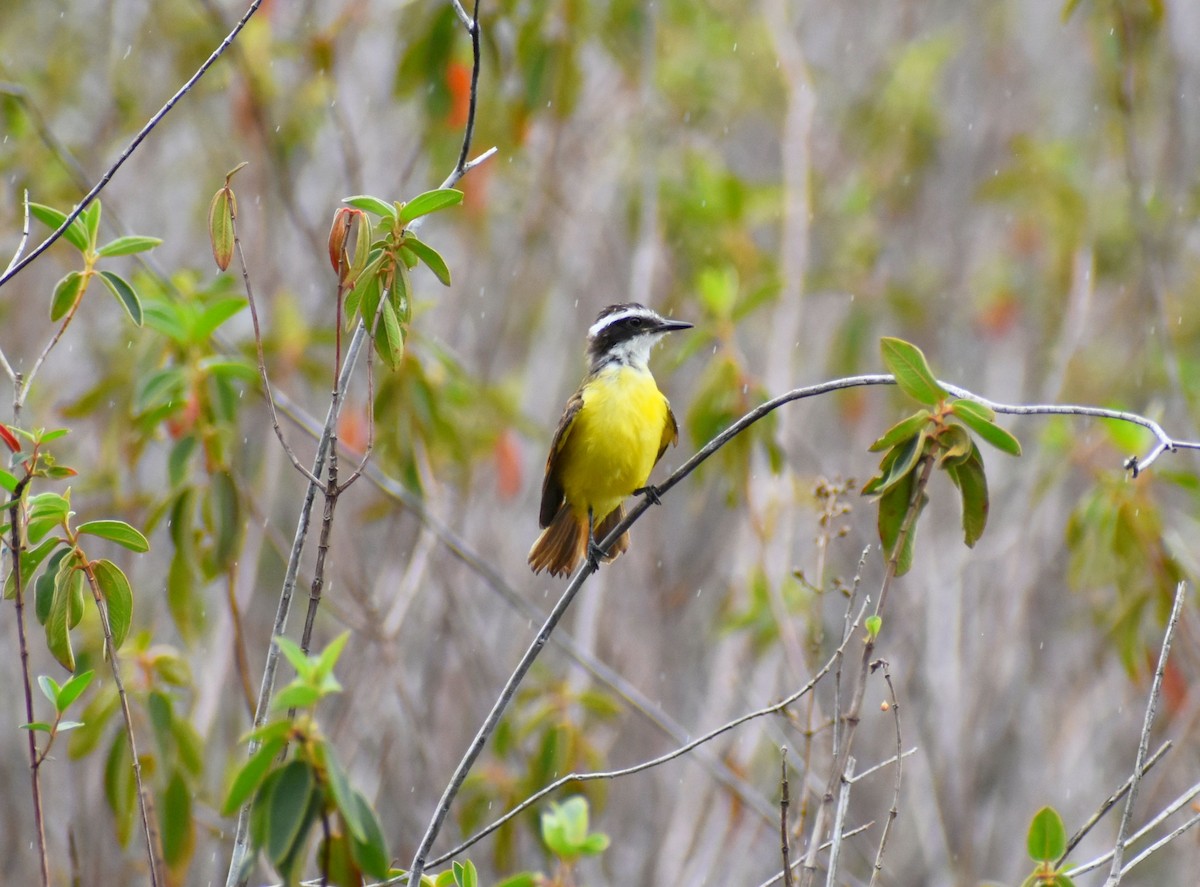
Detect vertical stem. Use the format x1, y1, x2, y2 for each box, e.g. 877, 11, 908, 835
77, 553, 162, 887
800, 455, 933, 887
8, 478, 50, 886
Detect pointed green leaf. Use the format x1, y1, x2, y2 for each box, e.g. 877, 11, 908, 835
881, 337, 947, 405
223, 734, 287, 815
46, 560, 76, 672
97, 235, 162, 258
347, 789, 391, 879
945, 444, 989, 548
273, 635, 312, 677
403, 235, 452, 286
877, 468, 924, 577
869, 410, 932, 452
375, 298, 405, 369
81, 201, 100, 248
51, 271, 87, 322
272, 683, 322, 711
314, 631, 350, 681
953, 405, 1022, 456
29, 203, 89, 252
315, 741, 366, 842
265, 760, 317, 866
950, 397, 996, 423
37, 674, 61, 705
1027, 806, 1067, 862
21, 722, 54, 733
397, 188, 463, 224
77, 520, 149, 552
209, 187, 235, 271
873, 431, 927, 496
0, 470, 16, 493
55, 669, 95, 713
97, 271, 143, 326
343, 195, 397, 219
93, 560, 134, 651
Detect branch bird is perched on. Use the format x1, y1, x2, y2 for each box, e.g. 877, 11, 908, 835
528, 303, 692, 577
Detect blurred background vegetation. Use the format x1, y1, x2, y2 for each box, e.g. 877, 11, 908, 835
2, 0, 1199, 883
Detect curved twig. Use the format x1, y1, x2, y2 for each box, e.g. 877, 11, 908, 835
0, 0, 266, 292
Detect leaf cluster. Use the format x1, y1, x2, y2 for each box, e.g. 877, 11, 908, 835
864, 338, 1021, 575
223, 633, 392, 886
30, 201, 157, 327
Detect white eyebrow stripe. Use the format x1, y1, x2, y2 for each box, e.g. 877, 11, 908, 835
587, 307, 658, 338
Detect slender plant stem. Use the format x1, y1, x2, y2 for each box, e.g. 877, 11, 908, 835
76, 551, 162, 887
7, 478, 49, 886
781, 747, 794, 887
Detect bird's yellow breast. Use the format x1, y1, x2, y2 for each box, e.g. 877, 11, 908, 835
556, 365, 671, 523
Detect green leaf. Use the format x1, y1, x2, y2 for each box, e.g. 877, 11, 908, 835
945, 444, 989, 548
865, 615, 882, 639
4, 536, 63, 600
50, 271, 86, 322
209, 187, 236, 271
880, 337, 947, 405
198, 357, 259, 385
949, 397, 996, 423
397, 188, 463, 223
265, 760, 317, 867
161, 768, 196, 871
29, 203, 88, 252
343, 195, 398, 219
21, 722, 54, 733
877, 468, 925, 577
273, 683, 322, 711
869, 410, 931, 452
105, 733, 136, 846
77, 520, 150, 552
96, 235, 162, 258
1027, 806, 1067, 862
375, 298, 405, 369
453, 860, 479, 887
55, 720, 85, 732
936, 423, 973, 467
223, 734, 287, 815
93, 560, 134, 651
403, 235, 452, 285
46, 556, 77, 671
952, 401, 1022, 456
98, 271, 144, 326
0, 470, 17, 493
579, 832, 610, 856
347, 790, 391, 879
274, 635, 312, 677
316, 741, 366, 842
35, 549, 70, 624
195, 297, 248, 341
81, 201, 100, 248
37, 674, 61, 706
871, 431, 927, 497
314, 631, 350, 682
55, 669, 94, 713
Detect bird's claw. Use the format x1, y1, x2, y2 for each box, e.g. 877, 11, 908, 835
634, 483, 663, 506
585, 538, 608, 572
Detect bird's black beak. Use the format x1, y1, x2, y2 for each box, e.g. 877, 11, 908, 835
656, 318, 693, 333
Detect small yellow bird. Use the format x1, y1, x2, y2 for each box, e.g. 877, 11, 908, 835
529, 303, 692, 577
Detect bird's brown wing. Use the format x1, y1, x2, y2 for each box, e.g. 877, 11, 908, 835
655, 400, 679, 465
538, 390, 583, 528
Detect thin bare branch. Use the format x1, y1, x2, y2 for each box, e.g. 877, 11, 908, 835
868, 665, 903, 887
781, 747, 794, 887
1103, 580, 1187, 886
428, 603, 868, 868
824, 757, 855, 887
0, 0, 266, 292
1057, 741, 1172, 866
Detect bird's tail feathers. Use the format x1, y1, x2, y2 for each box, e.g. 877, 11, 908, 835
528, 504, 629, 577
